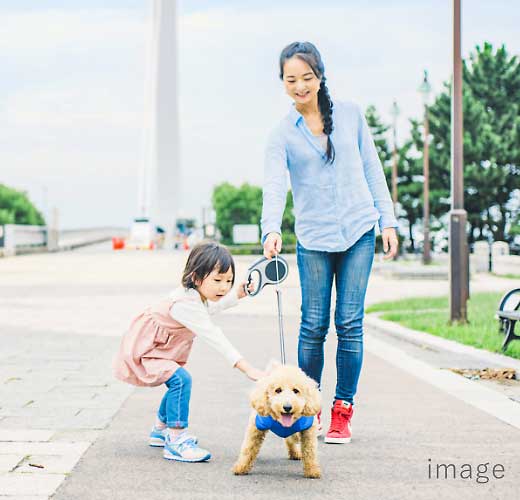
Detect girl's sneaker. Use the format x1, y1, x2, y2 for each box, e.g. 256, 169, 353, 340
163, 432, 211, 462
149, 426, 167, 447
316, 410, 323, 436
149, 427, 198, 448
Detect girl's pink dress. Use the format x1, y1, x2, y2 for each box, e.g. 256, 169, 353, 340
113, 297, 195, 387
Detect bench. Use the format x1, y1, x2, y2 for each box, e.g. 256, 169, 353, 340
496, 288, 520, 351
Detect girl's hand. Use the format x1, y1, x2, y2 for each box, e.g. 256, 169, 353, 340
245, 366, 267, 382
235, 359, 267, 381
263, 232, 282, 259
382, 227, 399, 260
237, 281, 253, 299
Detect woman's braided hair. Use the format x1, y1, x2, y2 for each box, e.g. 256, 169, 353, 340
279, 41, 335, 164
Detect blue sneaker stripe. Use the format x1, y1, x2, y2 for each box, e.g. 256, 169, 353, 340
149, 428, 167, 447
150, 432, 166, 440
163, 449, 211, 462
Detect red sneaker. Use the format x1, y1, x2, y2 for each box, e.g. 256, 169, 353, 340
316, 410, 323, 436
324, 400, 353, 444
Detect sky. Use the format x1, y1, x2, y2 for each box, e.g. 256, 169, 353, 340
1, 0, 519, 229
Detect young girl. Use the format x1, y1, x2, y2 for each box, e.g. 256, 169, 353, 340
113, 242, 264, 462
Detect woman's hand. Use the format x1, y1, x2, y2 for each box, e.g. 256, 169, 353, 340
382, 227, 399, 260
236, 280, 253, 299
263, 232, 282, 259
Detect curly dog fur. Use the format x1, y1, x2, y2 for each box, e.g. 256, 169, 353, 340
232, 365, 321, 478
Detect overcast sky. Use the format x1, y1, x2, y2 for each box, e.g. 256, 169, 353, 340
1, 0, 519, 228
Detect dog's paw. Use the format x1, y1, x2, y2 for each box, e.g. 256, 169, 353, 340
288, 449, 302, 460
303, 465, 321, 479
232, 462, 251, 475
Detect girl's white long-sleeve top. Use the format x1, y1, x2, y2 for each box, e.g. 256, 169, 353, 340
168, 287, 243, 367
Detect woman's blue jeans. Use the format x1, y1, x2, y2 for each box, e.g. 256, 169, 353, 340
157, 367, 191, 428
296, 226, 375, 405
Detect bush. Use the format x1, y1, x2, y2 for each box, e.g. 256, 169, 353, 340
228, 244, 296, 255
0, 184, 45, 225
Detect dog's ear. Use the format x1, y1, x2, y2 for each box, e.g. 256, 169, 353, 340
250, 379, 271, 416
302, 379, 322, 416
265, 358, 281, 374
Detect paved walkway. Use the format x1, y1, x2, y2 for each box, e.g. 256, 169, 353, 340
0, 244, 519, 499
54, 313, 520, 500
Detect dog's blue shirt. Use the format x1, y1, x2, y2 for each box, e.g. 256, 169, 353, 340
255, 415, 314, 438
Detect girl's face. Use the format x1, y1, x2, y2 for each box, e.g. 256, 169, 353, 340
282, 56, 321, 106
195, 266, 234, 302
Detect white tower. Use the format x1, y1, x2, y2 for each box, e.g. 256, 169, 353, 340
139, 0, 180, 245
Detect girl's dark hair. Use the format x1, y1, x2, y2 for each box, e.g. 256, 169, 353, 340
279, 41, 335, 164
182, 242, 235, 289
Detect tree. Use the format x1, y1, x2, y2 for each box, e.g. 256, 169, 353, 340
212, 183, 261, 243
365, 105, 426, 250
279, 190, 296, 244
212, 182, 295, 244
0, 184, 45, 225
365, 105, 396, 223
411, 42, 520, 243
365, 105, 392, 186
393, 140, 424, 251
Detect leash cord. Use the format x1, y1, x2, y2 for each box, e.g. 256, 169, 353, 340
275, 253, 286, 365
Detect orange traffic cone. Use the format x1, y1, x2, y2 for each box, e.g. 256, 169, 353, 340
112, 237, 125, 250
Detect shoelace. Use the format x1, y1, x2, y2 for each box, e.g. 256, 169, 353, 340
168, 433, 197, 449
177, 437, 197, 451
329, 407, 352, 434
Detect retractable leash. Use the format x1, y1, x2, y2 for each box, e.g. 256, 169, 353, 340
246, 254, 289, 364
274, 254, 286, 365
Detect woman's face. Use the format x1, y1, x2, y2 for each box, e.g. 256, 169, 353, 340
282, 56, 321, 106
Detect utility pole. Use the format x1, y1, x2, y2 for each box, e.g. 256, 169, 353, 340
418, 71, 432, 265
449, 0, 469, 322
390, 100, 400, 209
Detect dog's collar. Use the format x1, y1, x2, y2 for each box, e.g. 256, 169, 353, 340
255, 414, 314, 438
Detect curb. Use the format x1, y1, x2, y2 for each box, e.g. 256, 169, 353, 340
364, 334, 520, 430
365, 313, 520, 373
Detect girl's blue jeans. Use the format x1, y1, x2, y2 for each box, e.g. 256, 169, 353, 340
157, 367, 191, 428
296, 226, 375, 405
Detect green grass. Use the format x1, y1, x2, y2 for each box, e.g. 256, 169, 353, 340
491, 272, 520, 280
366, 292, 520, 359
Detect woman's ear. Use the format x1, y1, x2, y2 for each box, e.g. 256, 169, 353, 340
302, 380, 322, 416
250, 379, 271, 416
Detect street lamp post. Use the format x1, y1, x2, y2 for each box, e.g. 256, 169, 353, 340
390, 100, 400, 209
418, 70, 432, 265
450, 0, 469, 322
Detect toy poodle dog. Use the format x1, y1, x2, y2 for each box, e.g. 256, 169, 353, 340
232, 364, 321, 478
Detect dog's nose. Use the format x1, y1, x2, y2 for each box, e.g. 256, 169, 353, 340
283, 403, 292, 413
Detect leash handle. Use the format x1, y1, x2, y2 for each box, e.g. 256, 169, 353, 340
245, 268, 262, 297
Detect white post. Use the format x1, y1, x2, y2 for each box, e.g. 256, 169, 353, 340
47, 207, 60, 252
4, 225, 16, 256
148, 0, 180, 248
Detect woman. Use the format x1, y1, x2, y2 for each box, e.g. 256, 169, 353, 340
261, 41, 398, 444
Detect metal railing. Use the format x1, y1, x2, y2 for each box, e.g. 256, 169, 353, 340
0, 224, 127, 256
